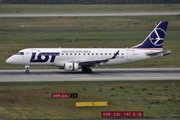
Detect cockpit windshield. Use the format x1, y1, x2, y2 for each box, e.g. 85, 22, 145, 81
15, 52, 24, 55
20, 52, 24, 55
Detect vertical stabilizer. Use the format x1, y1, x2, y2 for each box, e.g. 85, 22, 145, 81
132, 21, 168, 49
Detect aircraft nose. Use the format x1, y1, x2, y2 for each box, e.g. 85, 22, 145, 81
6, 56, 13, 64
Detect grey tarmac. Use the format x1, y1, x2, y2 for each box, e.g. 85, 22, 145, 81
0, 12, 180, 17
0, 68, 180, 82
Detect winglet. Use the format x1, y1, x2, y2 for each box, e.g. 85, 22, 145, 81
112, 51, 119, 59
107, 51, 119, 61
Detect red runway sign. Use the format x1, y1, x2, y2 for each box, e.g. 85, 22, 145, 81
102, 111, 143, 118
51, 93, 78, 98
51, 93, 70, 98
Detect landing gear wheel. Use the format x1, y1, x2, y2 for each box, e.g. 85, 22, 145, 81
25, 65, 30, 74
82, 67, 92, 73
82, 67, 87, 73
25, 70, 30, 74
87, 68, 92, 73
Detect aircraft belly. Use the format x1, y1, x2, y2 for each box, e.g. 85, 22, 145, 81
29, 62, 54, 66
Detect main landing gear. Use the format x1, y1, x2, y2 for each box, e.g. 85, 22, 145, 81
82, 66, 92, 73
25, 65, 30, 74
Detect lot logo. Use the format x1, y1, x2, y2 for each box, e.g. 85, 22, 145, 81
30, 52, 60, 62
149, 28, 166, 46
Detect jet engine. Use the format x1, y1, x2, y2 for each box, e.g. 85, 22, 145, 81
64, 63, 79, 71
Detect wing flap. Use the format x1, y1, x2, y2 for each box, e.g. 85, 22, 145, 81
78, 59, 108, 66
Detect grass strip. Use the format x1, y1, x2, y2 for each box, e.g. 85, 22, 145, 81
0, 4, 180, 13
0, 80, 179, 119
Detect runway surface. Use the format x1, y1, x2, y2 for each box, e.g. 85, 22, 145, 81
0, 68, 180, 82
0, 11, 180, 17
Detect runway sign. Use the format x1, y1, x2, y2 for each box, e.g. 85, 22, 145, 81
70, 93, 78, 98
102, 111, 143, 118
51, 93, 78, 98
76, 102, 108, 107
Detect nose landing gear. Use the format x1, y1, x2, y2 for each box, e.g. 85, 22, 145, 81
25, 69, 30, 74
25, 65, 30, 74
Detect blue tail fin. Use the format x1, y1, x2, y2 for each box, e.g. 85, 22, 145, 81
132, 21, 168, 49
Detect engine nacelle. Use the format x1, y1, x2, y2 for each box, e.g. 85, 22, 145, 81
64, 63, 79, 71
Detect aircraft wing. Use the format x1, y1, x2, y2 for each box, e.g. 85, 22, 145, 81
146, 50, 171, 56
70, 51, 119, 66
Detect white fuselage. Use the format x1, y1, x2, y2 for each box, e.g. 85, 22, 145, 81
6, 48, 163, 68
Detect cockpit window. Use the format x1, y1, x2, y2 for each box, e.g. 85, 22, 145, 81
20, 52, 24, 55
15, 52, 24, 55
15, 52, 20, 55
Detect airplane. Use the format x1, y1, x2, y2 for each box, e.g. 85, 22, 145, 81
6, 21, 171, 74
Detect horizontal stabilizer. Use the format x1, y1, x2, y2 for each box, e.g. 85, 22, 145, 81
146, 50, 171, 56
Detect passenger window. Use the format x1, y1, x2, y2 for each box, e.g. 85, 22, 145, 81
79, 53, 81, 55
109, 53, 111, 55
105, 53, 107, 55
62, 53, 64, 55
74, 53, 76, 55
84, 53, 86, 55
92, 53, 94, 55
101, 53, 103, 55
96, 53, 98, 55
